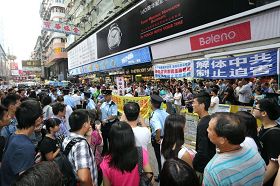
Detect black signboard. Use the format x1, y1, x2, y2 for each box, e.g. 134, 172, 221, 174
22, 60, 41, 67
97, 0, 252, 58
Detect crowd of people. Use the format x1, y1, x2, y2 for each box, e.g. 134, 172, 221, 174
0, 77, 279, 186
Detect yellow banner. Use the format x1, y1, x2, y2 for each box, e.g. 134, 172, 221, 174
112, 95, 152, 119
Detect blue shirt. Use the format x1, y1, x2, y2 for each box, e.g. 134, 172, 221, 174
100, 101, 118, 122
1, 134, 35, 186
86, 99, 96, 110
53, 116, 69, 142
1, 118, 17, 138
149, 109, 169, 138
64, 95, 75, 108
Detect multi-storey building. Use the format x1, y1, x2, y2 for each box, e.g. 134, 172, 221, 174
0, 44, 9, 82
39, 0, 68, 80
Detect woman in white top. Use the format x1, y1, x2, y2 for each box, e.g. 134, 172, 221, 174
236, 111, 261, 152
42, 95, 54, 120
161, 114, 196, 168
209, 87, 220, 115
173, 88, 182, 114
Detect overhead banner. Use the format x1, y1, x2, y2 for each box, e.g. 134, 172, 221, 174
116, 77, 125, 96
193, 50, 279, 79
42, 20, 80, 36
112, 95, 152, 119
154, 61, 193, 79
97, 0, 253, 58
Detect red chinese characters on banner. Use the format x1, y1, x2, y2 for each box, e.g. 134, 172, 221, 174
64, 25, 71, 32
44, 21, 51, 29
73, 27, 80, 34
55, 23, 62, 30
42, 20, 80, 36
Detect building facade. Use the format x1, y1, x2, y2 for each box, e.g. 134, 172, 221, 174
38, 0, 68, 80
0, 44, 10, 82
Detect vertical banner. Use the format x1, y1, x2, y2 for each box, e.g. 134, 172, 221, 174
154, 61, 193, 79
116, 77, 125, 96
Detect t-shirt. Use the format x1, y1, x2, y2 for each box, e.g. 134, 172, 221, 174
241, 137, 258, 152
39, 136, 59, 160
209, 96, 219, 114
0, 134, 35, 186
100, 148, 149, 186
174, 92, 182, 106
193, 115, 216, 173
203, 147, 266, 186
258, 125, 280, 186
132, 126, 151, 150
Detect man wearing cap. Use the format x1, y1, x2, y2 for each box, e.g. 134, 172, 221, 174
149, 94, 169, 180
84, 92, 96, 110
63, 88, 75, 109
99, 89, 118, 155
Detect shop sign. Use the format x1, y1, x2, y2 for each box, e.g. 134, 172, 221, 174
42, 20, 80, 36
190, 21, 251, 51
193, 49, 279, 79
154, 61, 192, 79
125, 66, 153, 75
97, 0, 254, 58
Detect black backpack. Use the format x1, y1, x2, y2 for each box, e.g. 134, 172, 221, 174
54, 137, 92, 186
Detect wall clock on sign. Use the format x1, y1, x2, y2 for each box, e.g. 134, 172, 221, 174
107, 23, 122, 50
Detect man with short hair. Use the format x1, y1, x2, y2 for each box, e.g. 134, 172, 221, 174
238, 78, 253, 106
52, 102, 69, 141
192, 91, 216, 180
253, 98, 280, 186
121, 102, 151, 149
99, 90, 118, 155
1, 94, 21, 137
63, 88, 75, 109
0, 100, 43, 186
62, 109, 98, 186
149, 94, 169, 180
0, 105, 11, 162
203, 112, 266, 185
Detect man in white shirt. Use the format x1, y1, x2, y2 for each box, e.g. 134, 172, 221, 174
72, 90, 83, 107
120, 102, 151, 150
209, 87, 219, 114
238, 79, 252, 106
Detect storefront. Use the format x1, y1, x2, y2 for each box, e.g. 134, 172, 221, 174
123, 64, 154, 82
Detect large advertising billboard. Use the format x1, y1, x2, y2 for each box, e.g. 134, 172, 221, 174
97, 0, 254, 58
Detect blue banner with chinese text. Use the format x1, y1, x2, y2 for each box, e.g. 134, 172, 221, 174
194, 50, 279, 79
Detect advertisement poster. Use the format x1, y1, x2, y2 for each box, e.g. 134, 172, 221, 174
184, 113, 199, 147
97, 0, 252, 58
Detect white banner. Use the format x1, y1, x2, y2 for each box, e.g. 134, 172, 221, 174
116, 77, 125, 96
154, 61, 193, 79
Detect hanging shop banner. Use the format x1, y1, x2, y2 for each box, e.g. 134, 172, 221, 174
112, 95, 152, 119
70, 47, 151, 75
154, 61, 192, 79
42, 20, 81, 36
96, 0, 255, 58
116, 77, 125, 96
193, 50, 279, 79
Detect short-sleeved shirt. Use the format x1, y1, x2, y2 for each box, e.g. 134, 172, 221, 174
86, 98, 96, 110
0, 134, 35, 186
203, 147, 265, 186
258, 125, 280, 186
100, 148, 149, 186
100, 101, 118, 122
132, 126, 151, 150
39, 136, 59, 160
149, 109, 169, 138
64, 95, 75, 108
62, 132, 98, 185
1, 117, 18, 138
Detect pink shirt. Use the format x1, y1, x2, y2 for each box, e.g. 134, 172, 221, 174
100, 148, 149, 186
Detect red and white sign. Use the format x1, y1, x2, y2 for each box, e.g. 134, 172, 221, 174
190, 21, 251, 51
43, 20, 80, 36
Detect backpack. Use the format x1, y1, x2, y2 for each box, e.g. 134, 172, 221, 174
54, 137, 92, 186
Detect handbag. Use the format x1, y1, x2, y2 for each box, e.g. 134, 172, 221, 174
137, 147, 154, 186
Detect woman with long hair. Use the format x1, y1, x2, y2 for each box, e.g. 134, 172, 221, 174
39, 118, 61, 161
236, 111, 261, 152
100, 121, 154, 186
161, 114, 196, 168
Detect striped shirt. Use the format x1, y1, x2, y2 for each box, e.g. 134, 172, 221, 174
203, 147, 265, 186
